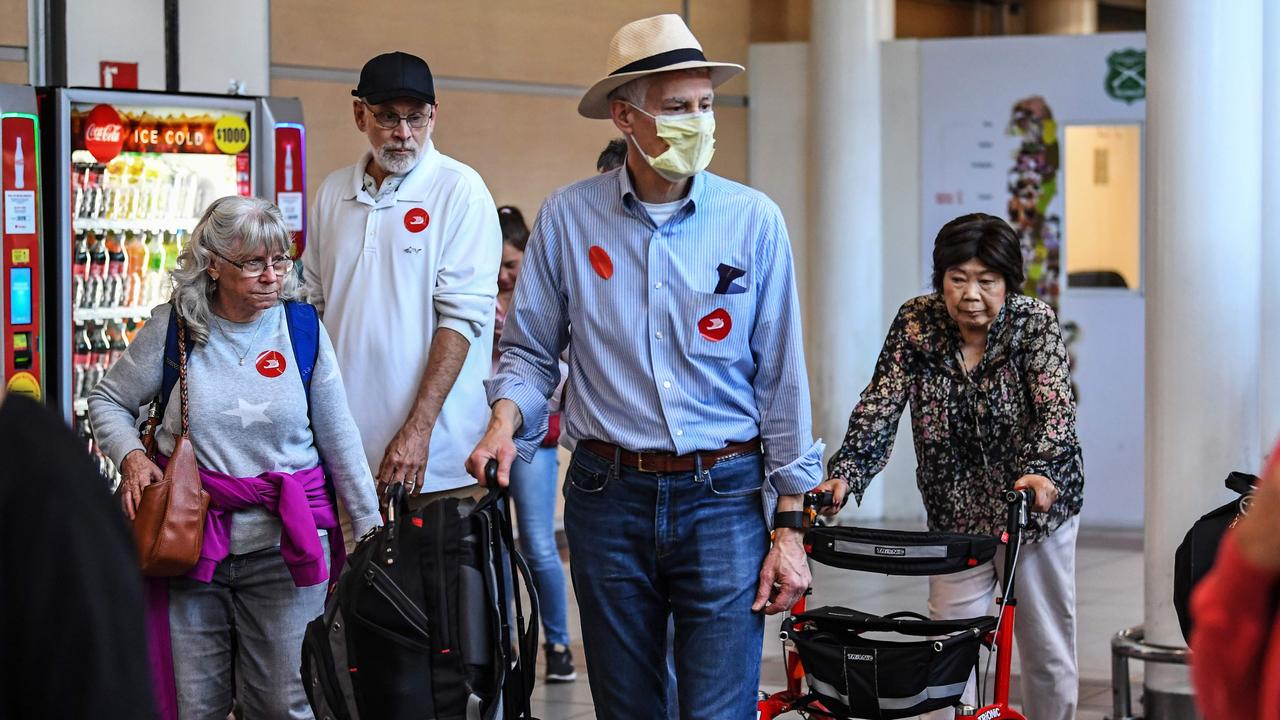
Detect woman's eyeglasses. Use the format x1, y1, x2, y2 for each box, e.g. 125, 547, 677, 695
209, 247, 294, 277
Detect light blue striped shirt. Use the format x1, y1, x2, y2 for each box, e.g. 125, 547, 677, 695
486, 168, 825, 519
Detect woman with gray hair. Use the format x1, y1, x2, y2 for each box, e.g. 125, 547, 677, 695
88, 195, 380, 720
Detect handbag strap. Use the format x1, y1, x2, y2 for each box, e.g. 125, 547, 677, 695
177, 318, 190, 437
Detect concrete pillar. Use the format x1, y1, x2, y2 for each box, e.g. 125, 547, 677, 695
1025, 0, 1099, 35
1262, 0, 1280, 452
807, 0, 893, 517
1144, 0, 1263, 714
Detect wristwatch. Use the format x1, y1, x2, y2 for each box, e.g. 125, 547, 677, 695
773, 510, 809, 530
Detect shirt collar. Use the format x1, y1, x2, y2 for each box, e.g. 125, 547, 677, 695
615, 165, 706, 218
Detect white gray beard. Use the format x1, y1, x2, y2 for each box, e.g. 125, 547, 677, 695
377, 145, 420, 175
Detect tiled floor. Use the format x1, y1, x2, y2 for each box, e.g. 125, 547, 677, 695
529, 525, 1145, 719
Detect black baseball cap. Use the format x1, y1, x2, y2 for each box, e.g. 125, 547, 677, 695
352, 51, 436, 105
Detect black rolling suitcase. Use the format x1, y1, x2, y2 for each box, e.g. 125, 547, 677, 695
302, 471, 539, 720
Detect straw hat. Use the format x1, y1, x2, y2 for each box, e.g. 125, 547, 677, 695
577, 14, 744, 119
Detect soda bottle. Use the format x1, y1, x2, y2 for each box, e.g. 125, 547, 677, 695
105, 231, 127, 308
72, 232, 89, 310
86, 230, 108, 309
73, 322, 91, 400
90, 321, 111, 387
107, 320, 129, 367
145, 231, 166, 305
163, 231, 182, 272
124, 231, 148, 307
13, 136, 23, 189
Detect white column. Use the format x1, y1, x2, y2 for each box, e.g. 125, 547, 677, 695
1261, 0, 1280, 451
807, 0, 893, 518
1144, 0, 1263, 713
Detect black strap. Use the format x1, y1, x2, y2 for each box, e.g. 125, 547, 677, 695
609, 47, 707, 76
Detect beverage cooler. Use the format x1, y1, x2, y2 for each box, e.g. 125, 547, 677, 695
0, 85, 306, 483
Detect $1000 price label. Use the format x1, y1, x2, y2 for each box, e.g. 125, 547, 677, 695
214, 116, 251, 154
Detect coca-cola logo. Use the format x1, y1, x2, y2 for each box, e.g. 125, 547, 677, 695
84, 104, 125, 162
85, 124, 122, 142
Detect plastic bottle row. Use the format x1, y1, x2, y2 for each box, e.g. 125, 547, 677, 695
72, 156, 206, 222
73, 229, 183, 313
76, 416, 122, 491
72, 318, 140, 404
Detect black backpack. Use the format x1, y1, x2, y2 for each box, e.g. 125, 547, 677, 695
1173, 471, 1257, 642
301, 475, 539, 720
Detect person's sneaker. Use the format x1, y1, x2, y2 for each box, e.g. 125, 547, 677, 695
544, 643, 577, 683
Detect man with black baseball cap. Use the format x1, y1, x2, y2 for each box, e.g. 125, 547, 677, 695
303, 51, 501, 536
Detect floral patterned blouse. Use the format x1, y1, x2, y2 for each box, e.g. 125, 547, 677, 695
827, 293, 1083, 542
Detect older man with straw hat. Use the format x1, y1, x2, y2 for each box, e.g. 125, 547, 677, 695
468, 14, 824, 718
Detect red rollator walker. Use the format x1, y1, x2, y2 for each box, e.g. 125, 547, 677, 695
758, 488, 1037, 720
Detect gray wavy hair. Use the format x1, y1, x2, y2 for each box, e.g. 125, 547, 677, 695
170, 196, 299, 344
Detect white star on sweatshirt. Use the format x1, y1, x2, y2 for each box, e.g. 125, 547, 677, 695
222, 398, 273, 429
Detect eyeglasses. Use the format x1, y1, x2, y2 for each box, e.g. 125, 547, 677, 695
362, 102, 433, 129
209, 247, 294, 277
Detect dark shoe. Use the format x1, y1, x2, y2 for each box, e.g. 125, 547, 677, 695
544, 643, 577, 683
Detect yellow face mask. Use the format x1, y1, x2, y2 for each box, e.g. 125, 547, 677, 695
628, 104, 716, 182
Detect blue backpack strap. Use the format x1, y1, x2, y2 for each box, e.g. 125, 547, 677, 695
283, 300, 320, 405
157, 308, 181, 419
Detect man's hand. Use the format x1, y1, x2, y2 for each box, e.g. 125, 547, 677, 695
377, 423, 431, 496
118, 449, 164, 520
465, 399, 522, 488
1013, 473, 1058, 513
1236, 463, 1280, 572
752, 528, 812, 615
812, 477, 850, 517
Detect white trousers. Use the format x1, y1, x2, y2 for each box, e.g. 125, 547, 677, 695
921, 515, 1079, 720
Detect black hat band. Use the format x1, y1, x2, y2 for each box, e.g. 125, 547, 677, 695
609, 47, 708, 76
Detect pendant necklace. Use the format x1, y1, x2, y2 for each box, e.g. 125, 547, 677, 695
215, 311, 268, 366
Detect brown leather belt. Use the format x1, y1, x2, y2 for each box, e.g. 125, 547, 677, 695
579, 438, 761, 474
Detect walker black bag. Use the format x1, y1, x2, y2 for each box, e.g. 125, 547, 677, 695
1173, 471, 1257, 642
805, 526, 998, 576
301, 479, 539, 720
785, 606, 995, 719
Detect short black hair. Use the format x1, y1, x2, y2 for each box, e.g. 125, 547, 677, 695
931, 213, 1025, 293
497, 205, 529, 251
597, 138, 628, 173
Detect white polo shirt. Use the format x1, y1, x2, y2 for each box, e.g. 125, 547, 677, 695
303, 141, 500, 491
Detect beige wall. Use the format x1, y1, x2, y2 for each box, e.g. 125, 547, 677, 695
0, 0, 26, 46
271, 0, 750, 216
0, 61, 26, 84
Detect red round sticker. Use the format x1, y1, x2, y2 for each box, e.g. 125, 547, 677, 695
255, 350, 287, 378
84, 104, 125, 163
588, 246, 614, 280
404, 208, 430, 233
698, 309, 732, 342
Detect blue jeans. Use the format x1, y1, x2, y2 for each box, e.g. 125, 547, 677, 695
508, 445, 571, 646
564, 447, 769, 720
168, 537, 328, 720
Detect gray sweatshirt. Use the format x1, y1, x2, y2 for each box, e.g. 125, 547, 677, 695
88, 303, 381, 555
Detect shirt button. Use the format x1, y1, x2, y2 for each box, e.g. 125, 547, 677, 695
654, 282, 663, 289
676, 429, 684, 437
663, 380, 672, 389
655, 331, 663, 340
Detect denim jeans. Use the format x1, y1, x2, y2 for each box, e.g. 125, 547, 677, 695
508, 445, 571, 646
564, 447, 769, 720
168, 536, 328, 720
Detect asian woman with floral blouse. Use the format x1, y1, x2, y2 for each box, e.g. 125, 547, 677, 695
816, 213, 1084, 720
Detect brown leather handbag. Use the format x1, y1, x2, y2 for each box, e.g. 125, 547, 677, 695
134, 318, 210, 577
